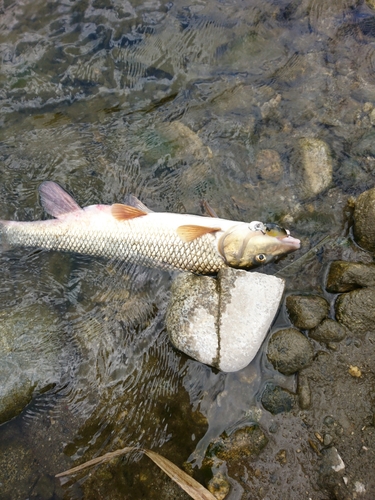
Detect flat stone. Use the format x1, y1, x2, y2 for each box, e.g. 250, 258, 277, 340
166, 269, 285, 372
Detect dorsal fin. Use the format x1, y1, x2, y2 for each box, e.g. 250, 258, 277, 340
39, 181, 81, 218
111, 203, 148, 221
123, 194, 153, 213
177, 225, 221, 242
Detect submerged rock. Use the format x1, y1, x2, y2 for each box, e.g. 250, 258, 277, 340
326, 260, 375, 293
207, 425, 268, 461
295, 138, 333, 198
353, 187, 375, 252
286, 294, 329, 330
335, 287, 375, 336
267, 328, 314, 375
255, 149, 283, 182
166, 269, 285, 372
0, 304, 68, 424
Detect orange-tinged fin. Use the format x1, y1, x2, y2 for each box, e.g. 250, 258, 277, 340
111, 203, 148, 220
177, 225, 221, 242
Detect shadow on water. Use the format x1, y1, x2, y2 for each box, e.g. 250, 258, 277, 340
1, 0, 375, 498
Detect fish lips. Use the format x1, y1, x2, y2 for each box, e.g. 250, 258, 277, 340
276, 235, 301, 250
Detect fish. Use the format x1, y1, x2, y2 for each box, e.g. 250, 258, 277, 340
0, 181, 300, 274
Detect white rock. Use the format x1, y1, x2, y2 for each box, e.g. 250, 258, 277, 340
166, 269, 285, 372
218, 269, 285, 372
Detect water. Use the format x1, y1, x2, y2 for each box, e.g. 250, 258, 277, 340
1, 0, 375, 498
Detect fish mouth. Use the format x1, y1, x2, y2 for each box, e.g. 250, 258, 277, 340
277, 235, 301, 250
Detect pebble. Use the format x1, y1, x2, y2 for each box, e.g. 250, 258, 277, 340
166, 268, 285, 372
267, 328, 314, 375
286, 294, 329, 330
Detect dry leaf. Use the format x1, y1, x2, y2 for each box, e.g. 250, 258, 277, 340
56, 446, 218, 500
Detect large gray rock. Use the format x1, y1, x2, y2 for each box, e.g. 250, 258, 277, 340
166, 269, 285, 372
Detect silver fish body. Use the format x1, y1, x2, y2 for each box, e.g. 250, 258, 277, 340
0, 182, 300, 274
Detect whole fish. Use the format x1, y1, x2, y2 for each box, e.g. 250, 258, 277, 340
0, 182, 300, 274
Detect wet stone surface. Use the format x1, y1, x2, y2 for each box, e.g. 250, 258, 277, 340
286, 294, 330, 330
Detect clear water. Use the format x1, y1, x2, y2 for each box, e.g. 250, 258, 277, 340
1, 0, 375, 498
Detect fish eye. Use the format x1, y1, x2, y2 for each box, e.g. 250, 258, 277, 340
255, 254, 267, 263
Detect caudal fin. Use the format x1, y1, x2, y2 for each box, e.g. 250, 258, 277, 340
39, 181, 82, 218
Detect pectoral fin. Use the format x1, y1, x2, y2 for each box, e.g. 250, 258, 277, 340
111, 203, 148, 220
177, 225, 220, 242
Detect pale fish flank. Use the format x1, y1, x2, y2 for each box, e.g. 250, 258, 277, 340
0, 182, 300, 274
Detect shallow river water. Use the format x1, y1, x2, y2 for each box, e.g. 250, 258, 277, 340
1, 0, 375, 499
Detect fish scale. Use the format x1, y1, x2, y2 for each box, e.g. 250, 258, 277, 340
2, 219, 225, 274
0, 181, 300, 274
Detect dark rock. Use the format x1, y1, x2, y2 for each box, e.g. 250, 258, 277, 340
261, 383, 296, 414
267, 328, 314, 375
286, 295, 329, 329
207, 425, 268, 461
353, 187, 375, 252
335, 287, 375, 336
309, 319, 348, 344
326, 260, 375, 293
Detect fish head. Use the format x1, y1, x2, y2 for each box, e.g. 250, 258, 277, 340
218, 222, 300, 269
